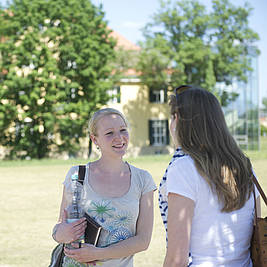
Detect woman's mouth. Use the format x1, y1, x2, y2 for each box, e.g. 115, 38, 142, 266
112, 143, 125, 149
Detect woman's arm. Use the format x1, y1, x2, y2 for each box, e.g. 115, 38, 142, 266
52, 187, 86, 244
64, 190, 155, 262
163, 193, 195, 267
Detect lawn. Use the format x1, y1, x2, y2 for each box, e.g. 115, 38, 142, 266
0, 137, 267, 267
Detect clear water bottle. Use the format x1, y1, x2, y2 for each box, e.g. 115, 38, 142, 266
66, 172, 84, 248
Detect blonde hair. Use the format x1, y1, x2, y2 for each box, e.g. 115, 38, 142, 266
89, 108, 128, 136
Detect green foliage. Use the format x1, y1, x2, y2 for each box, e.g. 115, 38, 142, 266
261, 125, 267, 137
0, 0, 116, 159
263, 97, 267, 111
112, 48, 139, 76
138, 41, 170, 90
261, 118, 267, 136
138, 0, 259, 103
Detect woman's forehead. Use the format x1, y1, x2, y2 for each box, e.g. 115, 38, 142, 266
97, 114, 126, 129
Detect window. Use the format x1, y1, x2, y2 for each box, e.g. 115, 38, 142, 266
107, 86, 120, 104
149, 88, 167, 103
149, 119, 169, 146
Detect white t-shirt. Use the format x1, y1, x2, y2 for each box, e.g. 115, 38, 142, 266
166, 154, 258, 267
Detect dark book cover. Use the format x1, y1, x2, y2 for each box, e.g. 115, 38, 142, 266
84, 213, 102, 246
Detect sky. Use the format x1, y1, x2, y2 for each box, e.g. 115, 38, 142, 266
1, 0, 266, 104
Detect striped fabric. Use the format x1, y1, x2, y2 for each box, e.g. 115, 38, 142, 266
158, 148, 192, 266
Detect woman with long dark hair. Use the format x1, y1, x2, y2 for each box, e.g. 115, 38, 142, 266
159, 85, 260, 267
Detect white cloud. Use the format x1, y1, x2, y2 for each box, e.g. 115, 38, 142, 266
122, 21, 143, 29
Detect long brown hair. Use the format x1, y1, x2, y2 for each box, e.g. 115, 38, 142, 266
170, 87, 253, 212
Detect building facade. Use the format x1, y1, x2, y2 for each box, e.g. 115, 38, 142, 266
106, 80, 172, 156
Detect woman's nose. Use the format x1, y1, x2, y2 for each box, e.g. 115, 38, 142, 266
114, 132, 122, 140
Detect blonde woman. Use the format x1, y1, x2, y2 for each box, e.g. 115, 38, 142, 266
159, 85, 260, 267
52, 108, 156, 267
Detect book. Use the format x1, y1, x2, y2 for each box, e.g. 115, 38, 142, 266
84, 213, 102, 246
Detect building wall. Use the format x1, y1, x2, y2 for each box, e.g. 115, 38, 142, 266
104, 80, 174, 157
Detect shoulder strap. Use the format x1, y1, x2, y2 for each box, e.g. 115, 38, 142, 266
252, 175, 267, 224
78, 165, 86, 185
252, 175, 267, 206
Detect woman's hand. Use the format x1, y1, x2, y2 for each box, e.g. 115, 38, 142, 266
55, 209, 87, 243
64, 243, 100, 263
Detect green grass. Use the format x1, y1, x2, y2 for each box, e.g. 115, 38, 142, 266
244, 137, 267, 160
1, 137, 267, 267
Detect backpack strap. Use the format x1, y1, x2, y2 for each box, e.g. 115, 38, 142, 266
78, 165, 86, 185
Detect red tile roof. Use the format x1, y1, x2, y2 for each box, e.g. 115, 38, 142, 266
109, 30, 141, 51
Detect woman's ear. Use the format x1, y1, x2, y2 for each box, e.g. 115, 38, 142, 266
174, 113, 178, 124
171, 113, 178, 125
90, 134, 98, 146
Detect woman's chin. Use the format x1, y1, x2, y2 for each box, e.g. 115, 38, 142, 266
111, 144, 128, 156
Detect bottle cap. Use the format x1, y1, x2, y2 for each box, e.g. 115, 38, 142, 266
71, 173, 78, 180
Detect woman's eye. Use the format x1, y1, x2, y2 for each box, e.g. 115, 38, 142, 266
120, 129, 127, 132
105, 132, 112, 135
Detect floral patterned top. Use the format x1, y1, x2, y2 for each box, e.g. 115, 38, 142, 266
63, 162, 156, 267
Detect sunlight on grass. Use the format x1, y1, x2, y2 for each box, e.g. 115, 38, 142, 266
0, 137, 266, 267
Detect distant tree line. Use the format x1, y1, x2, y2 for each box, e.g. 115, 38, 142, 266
0, 0, 260, 159
136, 0, 259, 106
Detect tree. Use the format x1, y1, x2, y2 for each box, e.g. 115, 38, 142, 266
0, 0, 116, 159
263, 97, 267, 111
137, 0, 259, 105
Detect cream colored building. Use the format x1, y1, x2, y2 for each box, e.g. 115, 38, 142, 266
106, 80, 173, 157
103, 31, 174, 157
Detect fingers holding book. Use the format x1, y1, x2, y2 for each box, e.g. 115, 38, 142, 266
64, 243, 99, 263
54, 217, 87, 243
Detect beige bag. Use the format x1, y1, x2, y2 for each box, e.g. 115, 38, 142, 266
251, 176, 267, 267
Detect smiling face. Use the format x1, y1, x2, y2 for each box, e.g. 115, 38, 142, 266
91, 113, 129, 158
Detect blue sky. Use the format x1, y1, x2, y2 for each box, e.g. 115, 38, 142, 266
1, 0, 266, 104
91, 0, 267, 104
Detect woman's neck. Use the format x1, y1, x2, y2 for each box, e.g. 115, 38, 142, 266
95, 155, 126, 173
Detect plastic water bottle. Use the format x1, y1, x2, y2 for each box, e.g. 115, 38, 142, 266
66, 172, 84, 248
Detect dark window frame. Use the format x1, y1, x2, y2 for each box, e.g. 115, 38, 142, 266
108, 86, 121, 103
149, 119, 169, 146
149, 88, 167, 103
